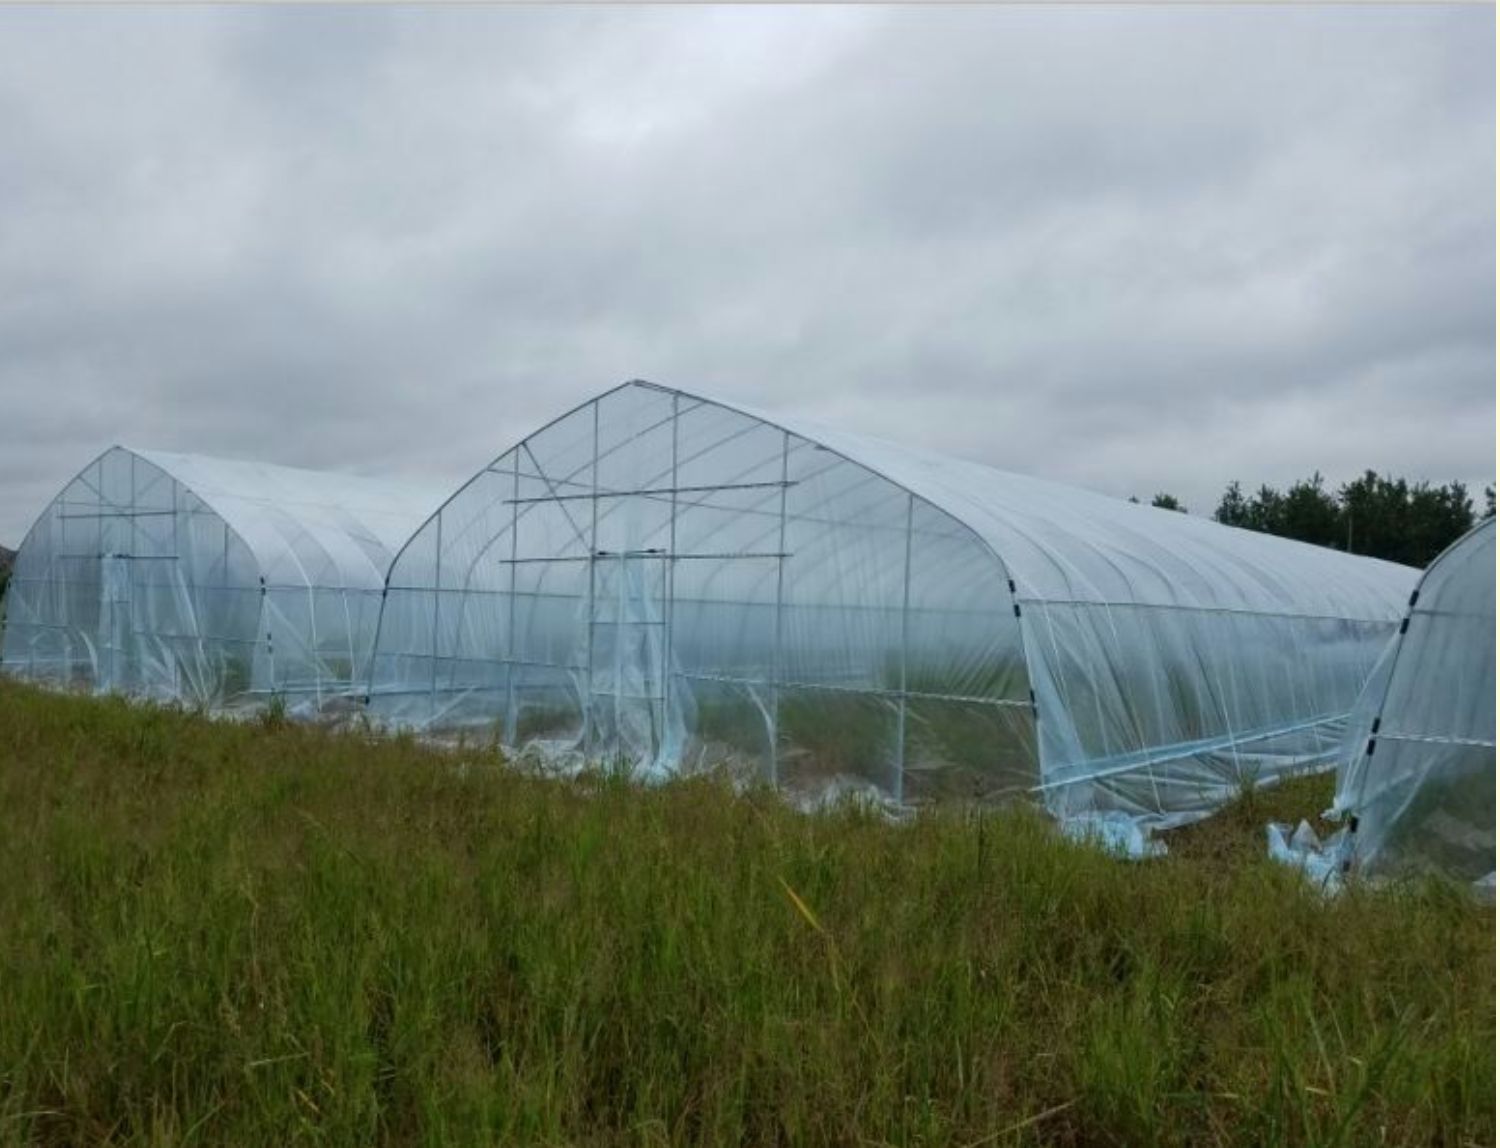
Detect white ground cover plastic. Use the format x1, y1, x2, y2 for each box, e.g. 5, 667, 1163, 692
0, 446, 445, 712
368, 380, 1417, 844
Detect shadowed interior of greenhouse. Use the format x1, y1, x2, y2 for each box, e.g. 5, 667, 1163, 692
365, 379, 1419, 841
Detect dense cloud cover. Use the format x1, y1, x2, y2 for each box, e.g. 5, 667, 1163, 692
0, 5, 1492, 544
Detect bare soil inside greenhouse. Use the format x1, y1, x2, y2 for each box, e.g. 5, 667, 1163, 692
0, 679, 1491, 1147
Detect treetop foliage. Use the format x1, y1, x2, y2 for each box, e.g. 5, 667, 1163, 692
1209, 470, 1487, 568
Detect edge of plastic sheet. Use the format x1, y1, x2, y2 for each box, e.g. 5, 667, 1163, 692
1266, 819, 1350, 895
1059, 811, 1168, 859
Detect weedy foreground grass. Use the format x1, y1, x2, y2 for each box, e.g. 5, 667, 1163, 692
0, 681, 1492, 1147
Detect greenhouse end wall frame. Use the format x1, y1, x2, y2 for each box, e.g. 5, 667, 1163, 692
368, 380, 1419, 834
1331, 517, 1495, 887
0, 446, 444, 712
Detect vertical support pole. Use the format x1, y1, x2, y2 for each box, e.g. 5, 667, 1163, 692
429, 512, 442, 715
770, 431, 790, 786
309, 578, 322, 710
94, 458, 103, 690
661, 393, 680, 762
613, 550, 624, 750
221, 517, 230, 695
505, 451, 520, 746
262, 575, 274, 692
123, 451, 139, 692
896, 492, 914, 804
171, 479, 181, 698
583, 400, 600, 756
341, 587, 355, 698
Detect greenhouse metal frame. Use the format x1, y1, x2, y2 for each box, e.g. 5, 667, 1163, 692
0, 445, 443, 711
368, 380, 1418, 836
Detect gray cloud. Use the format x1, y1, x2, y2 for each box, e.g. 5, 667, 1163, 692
0, 5, 1491, 543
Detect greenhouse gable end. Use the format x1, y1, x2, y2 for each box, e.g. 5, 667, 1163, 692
1331, 517, 1495, 887
0, 445, 445, 710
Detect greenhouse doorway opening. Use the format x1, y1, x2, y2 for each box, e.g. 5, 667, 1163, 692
97, 553, 132, 694
584, 548, 677, 769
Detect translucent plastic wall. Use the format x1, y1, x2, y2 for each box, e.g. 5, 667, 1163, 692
370, 381, 1416, 829
1, 446, 440, 711
1334, 519, 1495, 885
788, 419, 1416, 830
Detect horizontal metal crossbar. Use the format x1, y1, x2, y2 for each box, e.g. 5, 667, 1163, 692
56, 510, 180, 521
377, 583, 1018, 620
1408, 607, 1493, 621
488, 550, 791, 566
1018, 596, 1394, 627
672, 670, 1031, 710
55, 553, 182, 561
363, 659, 1028, 711
382, 653, 586, 675
1032, 713, 1347, 792
0, 620, 259, 646
1375, 731, 1496, 750
504, 480, 794, 506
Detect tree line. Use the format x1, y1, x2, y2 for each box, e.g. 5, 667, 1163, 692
1135, 474, 1493, 568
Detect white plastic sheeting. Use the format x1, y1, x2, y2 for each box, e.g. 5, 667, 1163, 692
1321, 518, 1495, 887
367, 380, 1417, 834
0, 446, 444, 710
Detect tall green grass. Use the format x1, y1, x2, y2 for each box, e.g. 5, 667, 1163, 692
0, 680, 1491, 1147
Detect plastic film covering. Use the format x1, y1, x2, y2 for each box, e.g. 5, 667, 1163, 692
1333, 518, 1495, 886
369, 380, 1415, 832
0, 446, 444, 711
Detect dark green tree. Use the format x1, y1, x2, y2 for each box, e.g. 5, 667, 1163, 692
1405, 481, 1474, 567
1337, 470, 1403, 560
1247, 484, 1285, 534
1277, 472, 1341, 547
1214, 471, 1474, 567
1150, 493, 1187, 513
1214, 481, 1251, 528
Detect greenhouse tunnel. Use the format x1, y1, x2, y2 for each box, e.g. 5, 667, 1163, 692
1330, 516, 1495, 887
368, 380, 1419, 836
0, 445, 445, 712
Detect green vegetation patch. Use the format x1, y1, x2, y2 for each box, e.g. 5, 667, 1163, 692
0, 680, 1491, 1147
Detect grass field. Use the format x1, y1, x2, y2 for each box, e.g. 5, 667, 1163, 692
0, 680, 1492, 1147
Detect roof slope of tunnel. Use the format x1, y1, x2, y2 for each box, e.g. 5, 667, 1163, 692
605, 380, 1418, 621
109, 446, 448, 590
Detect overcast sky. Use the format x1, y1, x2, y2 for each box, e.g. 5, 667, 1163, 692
0, 5, 1492, 545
